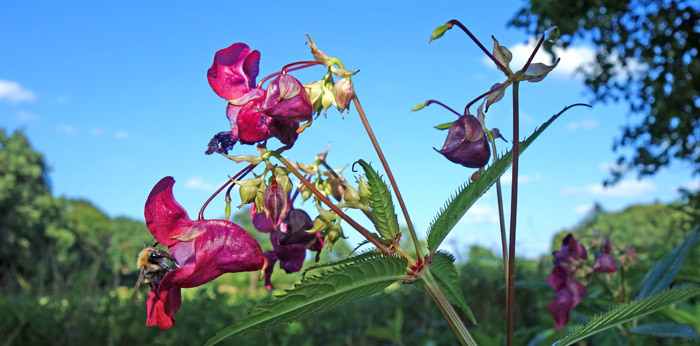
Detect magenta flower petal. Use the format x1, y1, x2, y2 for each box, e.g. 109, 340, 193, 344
207, 43, 260, 100
549, 288, 573, 329
260, 74, 313, 122
146, 286, 181, 330
144, 177, 194, 247
226, 89, 273, 144
277, 208, 315, 245
251, 202, 276, 233
263, 250, 277, 289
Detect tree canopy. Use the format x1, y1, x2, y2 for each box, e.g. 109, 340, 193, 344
510, 0, 699, 183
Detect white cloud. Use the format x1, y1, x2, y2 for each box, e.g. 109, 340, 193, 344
183, 177, 216, 192
0, 80, 37, 103
678, 180, 700, 192
459, 203, 499, 224
114, 130, 130, 139
56, 124, 76, 134
16, 111, 40, 123
562, 179, 656, 198
566, 118, 598, 132
500, 173, 543, 185
574, 204, 594, 215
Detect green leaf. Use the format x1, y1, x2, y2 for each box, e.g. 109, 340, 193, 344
301, 250, 379, 278
554, 285, 700, 346
630, 322, 699, 339
427, 103, 591, 252
205, 254, 407, 346
637, 227, 698, 298
435, 121, 454, 130
430, 251, 477, 324
356, 159, 399, 241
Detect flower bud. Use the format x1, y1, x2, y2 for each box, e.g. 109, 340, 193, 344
304, 80, 324, 115
334, 78, 354, 113
237, 177, 262, 207
263, 177, 287, 226
436, 114, 491, 168
328, 176, 345, 202
320, 82, 337, 116
357, 177, 370, 204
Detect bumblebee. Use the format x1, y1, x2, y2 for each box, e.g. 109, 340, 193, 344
131, 242, 176, 302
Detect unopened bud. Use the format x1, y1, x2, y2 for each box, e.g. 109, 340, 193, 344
263, 177, 287, 225
236, 177, 263, 207
357, 177, 370, 204
429, 22, 453, 42
334, 78, 353, 113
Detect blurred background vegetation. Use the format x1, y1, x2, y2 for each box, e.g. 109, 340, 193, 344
1, 127, 698, 345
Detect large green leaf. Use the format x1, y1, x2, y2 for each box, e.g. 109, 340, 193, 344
630, 322, 699, 340
301, 250, 380, 278
554, 285, 700, 346
356, 159, 399, 241
430, 251, 477, 324
427, 104, 590, 251
205, 254, 407, 346
637, 227, 699, 298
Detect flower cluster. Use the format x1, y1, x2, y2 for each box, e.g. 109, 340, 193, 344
547, 233, 632, 329
206, 43, 313, 151
142, 177, 265, 329
547, 234, 588, 329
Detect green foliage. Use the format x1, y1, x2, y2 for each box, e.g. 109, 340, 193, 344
206, 254, 408, 346
511, 0, 700, 181
427, 104, 588, 252
630, 322, 699, 340
356, 159, 399, 241
429, 251, 476, 324
554, 285, 700, 346
638, 227, 699, 298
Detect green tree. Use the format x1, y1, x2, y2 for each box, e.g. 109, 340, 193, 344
0, 129, 65, 293
510, 0, 699, 183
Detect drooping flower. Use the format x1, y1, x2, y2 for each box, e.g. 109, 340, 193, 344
143, 177, 265, 329
593, 235, 617, 273
206, 43, 313, 151
257, 208, 323, 289
436, 113, 491, 168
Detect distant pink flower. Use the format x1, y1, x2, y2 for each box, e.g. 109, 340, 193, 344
593, 235, 618, 273
143, 177, 265, 329
547, 234, 588, 329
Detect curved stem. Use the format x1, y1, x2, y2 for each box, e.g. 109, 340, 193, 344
464, 82, 509, 115
352, 94, 424, 261
447, 19, 507, 73
198, 163, 255, 220
270, 152, 394, 256
506, 81, 520, 346
421, 270, 477, 346
424, 100, 462, 117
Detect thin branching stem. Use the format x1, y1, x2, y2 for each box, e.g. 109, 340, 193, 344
270, 152, 395, 256
486, 133, 509, 305
447, 20, 507, 73
506, 81, 520, 346
352, 94, 424, 261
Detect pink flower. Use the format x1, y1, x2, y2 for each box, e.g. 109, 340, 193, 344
143, 177, 265, 329
593, 235, 618, 273
547, 234, 589, 329
206, 43, 312, 150
207, 43, 260, 100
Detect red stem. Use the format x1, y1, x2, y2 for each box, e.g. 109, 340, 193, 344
198, 164, 255, 220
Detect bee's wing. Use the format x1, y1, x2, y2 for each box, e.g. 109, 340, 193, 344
131, 268, 146, 302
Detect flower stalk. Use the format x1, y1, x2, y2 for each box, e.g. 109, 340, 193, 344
352, 94, 424, 261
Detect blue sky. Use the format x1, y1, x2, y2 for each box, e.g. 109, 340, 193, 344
1, 1, 696, 258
